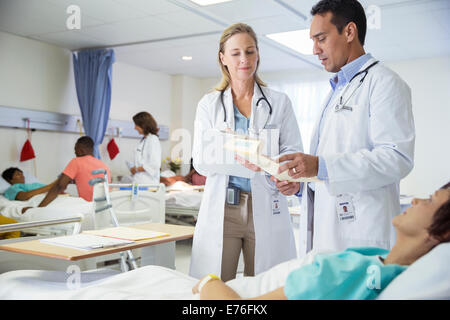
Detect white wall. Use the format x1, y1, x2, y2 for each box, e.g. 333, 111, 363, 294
387, 56, 450, 197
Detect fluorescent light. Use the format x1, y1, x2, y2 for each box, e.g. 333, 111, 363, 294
182, 56, 193, 61
266, 29, 314, 56
189, 0, 232, 5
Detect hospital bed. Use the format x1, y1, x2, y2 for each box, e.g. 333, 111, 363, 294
0, 183, 166, 236
0, 177, 167, 273
164, 182, 203, 226
0, 242, 448, 300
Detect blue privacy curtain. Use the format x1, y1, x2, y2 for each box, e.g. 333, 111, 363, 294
73, 49, 115, 158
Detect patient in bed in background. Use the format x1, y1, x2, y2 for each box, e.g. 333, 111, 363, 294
1, 167, 57, 201
160, 158, 206, 187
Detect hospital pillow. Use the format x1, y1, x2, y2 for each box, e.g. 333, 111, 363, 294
0, 170, 42, 194
377, 242, 450, 300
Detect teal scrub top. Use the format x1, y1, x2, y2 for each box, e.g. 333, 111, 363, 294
3, 183, 45, 201
284, 247, 407, 300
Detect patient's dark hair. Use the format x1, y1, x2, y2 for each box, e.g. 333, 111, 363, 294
76, 136, 94, 152
2, 167, 22, 184
428, 181, 450, 243
311, 0, 367, 45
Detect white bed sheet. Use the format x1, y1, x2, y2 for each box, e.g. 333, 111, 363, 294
0, 250, 320, 300
165, 191, 203, 209
0, 194, 94, 228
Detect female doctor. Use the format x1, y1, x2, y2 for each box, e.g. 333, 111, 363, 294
128, 111, 161, 185
190, 23, 303, 281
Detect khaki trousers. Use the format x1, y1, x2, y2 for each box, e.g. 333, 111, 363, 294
221, 192, 255, 282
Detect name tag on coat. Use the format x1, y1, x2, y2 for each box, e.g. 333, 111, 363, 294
335, 194, 356, 222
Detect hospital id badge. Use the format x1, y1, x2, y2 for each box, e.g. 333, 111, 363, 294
272, 197, 281, 215
335, 194, 355, 222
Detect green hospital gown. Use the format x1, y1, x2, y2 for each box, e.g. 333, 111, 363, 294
4, 183, 45, 201
284, 247, 407, 300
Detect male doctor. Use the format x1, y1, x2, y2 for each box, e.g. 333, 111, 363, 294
274, 0, 415, 256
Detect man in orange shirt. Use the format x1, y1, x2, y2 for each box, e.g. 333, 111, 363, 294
38, 136, 111, 207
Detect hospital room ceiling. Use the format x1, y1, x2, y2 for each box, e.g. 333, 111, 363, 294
0, 0, 449, 78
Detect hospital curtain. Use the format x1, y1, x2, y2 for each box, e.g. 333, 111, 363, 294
270, 80, 329, 153
72, 48, 115, 159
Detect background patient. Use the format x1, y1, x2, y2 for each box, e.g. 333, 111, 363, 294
193, 182, 450, 300
2, 167, 56, 201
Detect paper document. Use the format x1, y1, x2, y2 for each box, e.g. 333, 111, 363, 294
223, 131, 320, 183
84, 227, 170, 241
40, 234, 135, 251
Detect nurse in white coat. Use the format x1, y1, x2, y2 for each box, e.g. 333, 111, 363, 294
274, 1, 415, 257
128, 111, 161, 185
189, 23, 303, 280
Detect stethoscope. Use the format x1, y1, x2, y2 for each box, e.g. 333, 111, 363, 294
334, 60, 379, 112
136, 136, 147, 156
220, 82, 273, 122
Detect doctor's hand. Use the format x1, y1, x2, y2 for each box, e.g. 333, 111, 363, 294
234, 154, 261, 172
277, 153, 318, 179
270, 177, 300, 196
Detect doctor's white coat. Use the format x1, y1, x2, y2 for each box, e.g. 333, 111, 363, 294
299, 57, 415, 256
189, 84, 303, 279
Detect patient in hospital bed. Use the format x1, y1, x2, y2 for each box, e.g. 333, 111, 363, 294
160, 158, 206, 187
0, 183, 448, 300
2, 167, 57, 202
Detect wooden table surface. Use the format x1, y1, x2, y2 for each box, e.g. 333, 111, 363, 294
0, 223, 194, 261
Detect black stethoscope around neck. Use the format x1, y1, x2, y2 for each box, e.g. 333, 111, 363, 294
334, 60, 379, 112
220, 82, 273, 122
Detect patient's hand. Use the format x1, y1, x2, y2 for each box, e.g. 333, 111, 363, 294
21, 207, 32, 214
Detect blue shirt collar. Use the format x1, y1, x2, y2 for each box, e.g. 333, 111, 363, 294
330, 53, 373, 91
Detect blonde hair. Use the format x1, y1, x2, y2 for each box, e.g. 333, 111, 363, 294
215, 23, 266, 92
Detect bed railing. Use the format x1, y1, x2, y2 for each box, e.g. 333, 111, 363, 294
0, 217, 83, 234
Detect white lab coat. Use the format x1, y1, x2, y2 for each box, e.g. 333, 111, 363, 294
299, 57, 415, 257
132, 134, 161, 185
189, 84, 303, 279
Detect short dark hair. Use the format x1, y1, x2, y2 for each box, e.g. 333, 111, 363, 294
2, 167, 22, 184
428, 182, 450, 243
133, 112, 159, 137
311, 0, 367, 45
76, 136, 94, 152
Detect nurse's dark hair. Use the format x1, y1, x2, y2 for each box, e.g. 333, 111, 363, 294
428, 181, 450, 243
133, 112, 159, 137
1, 167, 22, 184
311, 0, 367, 45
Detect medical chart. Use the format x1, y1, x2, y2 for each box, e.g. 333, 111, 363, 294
222, 131, 320, 183
84, 226, 169, 241
40, 234, 134, 251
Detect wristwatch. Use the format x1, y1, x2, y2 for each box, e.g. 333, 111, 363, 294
197, 274, 221, 293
